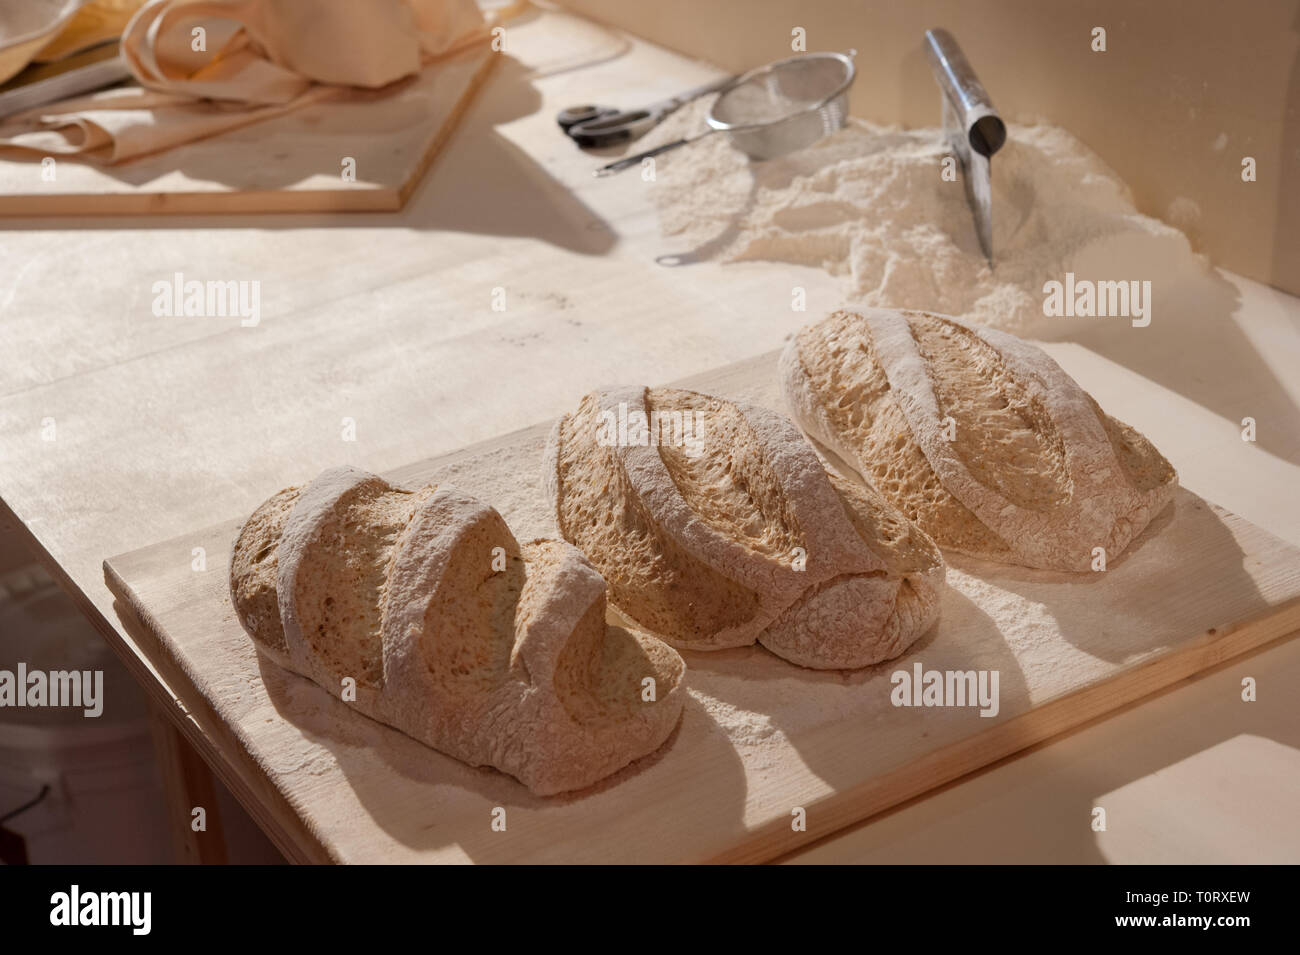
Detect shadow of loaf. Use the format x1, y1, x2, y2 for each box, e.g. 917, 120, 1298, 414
228, 465, 685, 796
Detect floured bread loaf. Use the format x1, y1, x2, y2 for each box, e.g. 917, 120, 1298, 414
229, 466, 685, 795
542, 387, 945, 669
780, 309, 1178, 571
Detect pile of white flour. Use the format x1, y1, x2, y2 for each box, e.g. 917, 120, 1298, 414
645, 99, 1210, 332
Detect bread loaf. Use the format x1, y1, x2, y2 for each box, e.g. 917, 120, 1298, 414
780, 308, 1178, 571
542, 387, 945, 669
229, 465, 685, 795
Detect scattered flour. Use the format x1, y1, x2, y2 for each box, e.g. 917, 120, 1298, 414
645, 98, 1211, 332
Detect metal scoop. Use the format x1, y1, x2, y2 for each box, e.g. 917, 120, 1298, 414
593, 50, 857, 177
924, 28, 1005, 266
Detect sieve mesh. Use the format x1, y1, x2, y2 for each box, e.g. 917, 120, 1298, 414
710, 55, 852, 128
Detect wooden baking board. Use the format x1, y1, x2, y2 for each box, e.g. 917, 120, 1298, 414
103, 350, 1300, 864
0, 41, 497, 216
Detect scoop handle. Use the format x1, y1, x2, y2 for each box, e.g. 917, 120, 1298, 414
924, 28, 1005, 157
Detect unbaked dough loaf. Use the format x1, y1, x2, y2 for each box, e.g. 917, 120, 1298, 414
542, 386, 945, 669
780, 308, 1178, 571
229, 466, 685, 795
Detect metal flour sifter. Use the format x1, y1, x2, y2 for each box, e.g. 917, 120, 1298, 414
593, 50, 857, 176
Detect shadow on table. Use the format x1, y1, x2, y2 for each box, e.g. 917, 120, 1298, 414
0, 52, 618, 258
251, 654, 747, 863
1022, 268, 1300, 467
687, 476, 1290, 864
942, 487, 1283, 664
788, 646, 1300, 864
682, 578, 1034, 854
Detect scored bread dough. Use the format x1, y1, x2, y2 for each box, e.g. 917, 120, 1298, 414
780, 308, 1178, 571
542, 386, 945, 669
230, 465, 685, 796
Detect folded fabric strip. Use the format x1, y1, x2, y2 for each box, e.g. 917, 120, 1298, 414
0, 83, 333, 163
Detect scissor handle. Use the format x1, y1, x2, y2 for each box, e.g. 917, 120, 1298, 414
556, 104, 618, 133
561, 73, 738, 149
568, 108, 663, 148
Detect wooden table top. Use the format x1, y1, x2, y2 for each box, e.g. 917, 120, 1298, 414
3, 6, 1299, 863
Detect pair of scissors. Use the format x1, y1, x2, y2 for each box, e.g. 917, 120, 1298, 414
556, 74, 736, 149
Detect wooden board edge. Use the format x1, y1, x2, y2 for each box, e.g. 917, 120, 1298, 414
0, 184, 403, 217
147, 701, 230, 864
102, 557, 331, 864
396, 41, 501, 209
702, 597, 1300, 864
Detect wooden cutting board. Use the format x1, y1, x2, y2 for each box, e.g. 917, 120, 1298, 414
103, 350, 1300, 863
0, 41, 497, 216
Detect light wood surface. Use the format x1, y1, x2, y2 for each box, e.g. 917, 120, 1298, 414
1, 5, 1299, 863
102, 350, 1300, 864
0, 41, 497, 215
